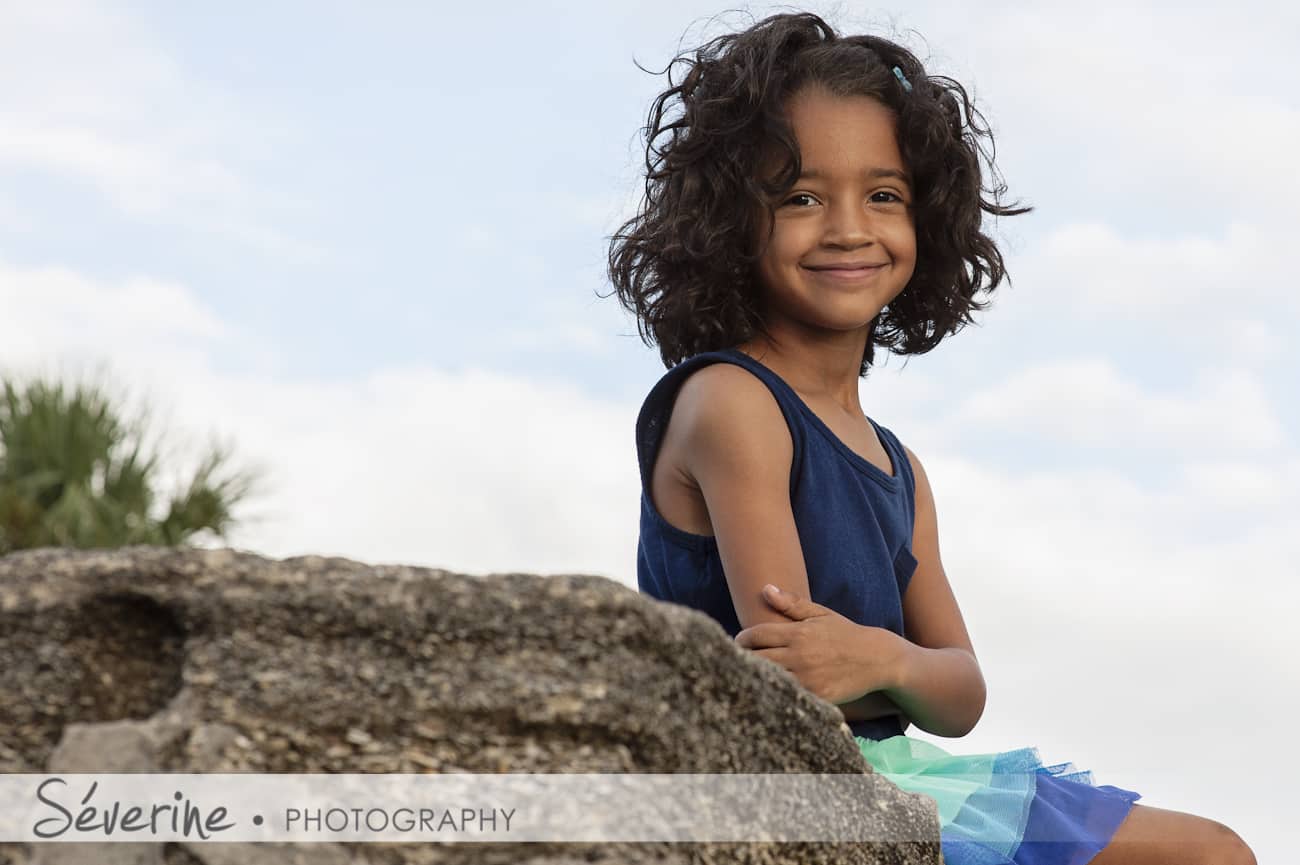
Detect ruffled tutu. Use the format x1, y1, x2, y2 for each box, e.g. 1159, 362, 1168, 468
856, 735, 1142, 865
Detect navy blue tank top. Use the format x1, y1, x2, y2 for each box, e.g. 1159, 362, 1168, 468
635, 348, 919, 741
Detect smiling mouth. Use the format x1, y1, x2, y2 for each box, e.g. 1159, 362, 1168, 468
803, 264, 886, 281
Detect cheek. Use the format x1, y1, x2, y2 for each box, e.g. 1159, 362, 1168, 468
766, 225, 803, 259
892, 225, 918, 266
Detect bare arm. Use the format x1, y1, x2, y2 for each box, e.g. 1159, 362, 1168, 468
679, 366, 911, 735
839, 690, 910, 730
676, 364, 813, 629
888, 445, 986, 737
885, 644, 983, 738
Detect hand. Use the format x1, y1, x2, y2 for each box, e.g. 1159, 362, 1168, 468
734, 584, 906, 706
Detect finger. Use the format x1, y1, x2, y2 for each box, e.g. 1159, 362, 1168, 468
761, 584, 813, 619
734, 623, 793, 650
761, 583, 794, 611
763, 585, 825, 621
749, 646, 791, 670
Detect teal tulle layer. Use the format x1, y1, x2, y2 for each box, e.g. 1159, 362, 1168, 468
856, 735, 1142, 865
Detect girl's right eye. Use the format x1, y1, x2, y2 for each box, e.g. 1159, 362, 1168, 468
783, 193, 817, 207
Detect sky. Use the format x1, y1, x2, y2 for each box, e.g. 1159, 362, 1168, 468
1, 0, 1295, 855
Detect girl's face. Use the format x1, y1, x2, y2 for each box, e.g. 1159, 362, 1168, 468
753, 87, 917, 344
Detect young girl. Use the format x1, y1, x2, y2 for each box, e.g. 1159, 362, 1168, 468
607, 12, 1256, 865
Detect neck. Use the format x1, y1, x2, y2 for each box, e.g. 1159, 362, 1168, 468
734, 329, 871, 414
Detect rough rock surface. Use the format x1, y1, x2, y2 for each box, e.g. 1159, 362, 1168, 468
0, 546, 941, 864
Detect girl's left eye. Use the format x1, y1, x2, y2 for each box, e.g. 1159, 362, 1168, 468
871, 191, 904, 203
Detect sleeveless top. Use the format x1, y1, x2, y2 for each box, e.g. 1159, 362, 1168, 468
635, 348, 919, 741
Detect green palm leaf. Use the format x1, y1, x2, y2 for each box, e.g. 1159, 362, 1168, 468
0, 373, 265, 555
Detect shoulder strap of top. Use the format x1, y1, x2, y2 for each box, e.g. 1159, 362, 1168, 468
635, 348, 807, 499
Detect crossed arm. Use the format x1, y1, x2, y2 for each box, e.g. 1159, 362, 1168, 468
839, 689, 910, 729
675, 366, 986, 738
744, 584, 985, 738
836, 643, 985, 738
742, 442, 988, 738
772, 441, 986, 738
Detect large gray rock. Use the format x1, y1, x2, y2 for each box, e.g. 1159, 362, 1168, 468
0, 546, 940, 864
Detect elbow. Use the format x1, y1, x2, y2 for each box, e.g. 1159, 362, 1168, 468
963, 667, 988, 736
945, 699, 984, 739
944, 653, 986, 738
959, 699, 985, 738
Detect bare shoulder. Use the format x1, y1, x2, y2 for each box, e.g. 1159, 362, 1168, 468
671, 362, 793, 478
900, 444, 945, 536
901, 443, 932, 501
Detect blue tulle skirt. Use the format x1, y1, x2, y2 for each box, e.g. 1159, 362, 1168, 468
856, 735, 1142, 865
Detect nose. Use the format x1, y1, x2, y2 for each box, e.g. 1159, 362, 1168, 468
821, 196, 878, 248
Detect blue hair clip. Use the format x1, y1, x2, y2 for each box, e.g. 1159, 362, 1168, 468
892, 65, 913, 93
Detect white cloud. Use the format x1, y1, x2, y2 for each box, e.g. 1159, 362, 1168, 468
909, 449, 1300, 818
919, 3, 1300, 218
0, 1, 315, 259
946, 357, 1286, 453
0, 255, 641, 583
927, 454, 1299, 612
1019, 221, 1297, 320
0, 257, 231, 399
494, 318, 614, 355
0, 123, 249, 220
1174, 457, 1300, 513
205, 363, 642, 579
1219, 318, 1287, 366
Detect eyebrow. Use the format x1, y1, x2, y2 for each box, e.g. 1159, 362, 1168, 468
798, 167, 912, 186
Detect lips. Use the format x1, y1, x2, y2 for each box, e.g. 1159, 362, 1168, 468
803, 263, 886, 280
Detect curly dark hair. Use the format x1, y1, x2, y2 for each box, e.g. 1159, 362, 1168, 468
604, 11, 1030, 375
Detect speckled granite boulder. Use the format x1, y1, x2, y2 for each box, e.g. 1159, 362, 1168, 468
0, 546, 940, 864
